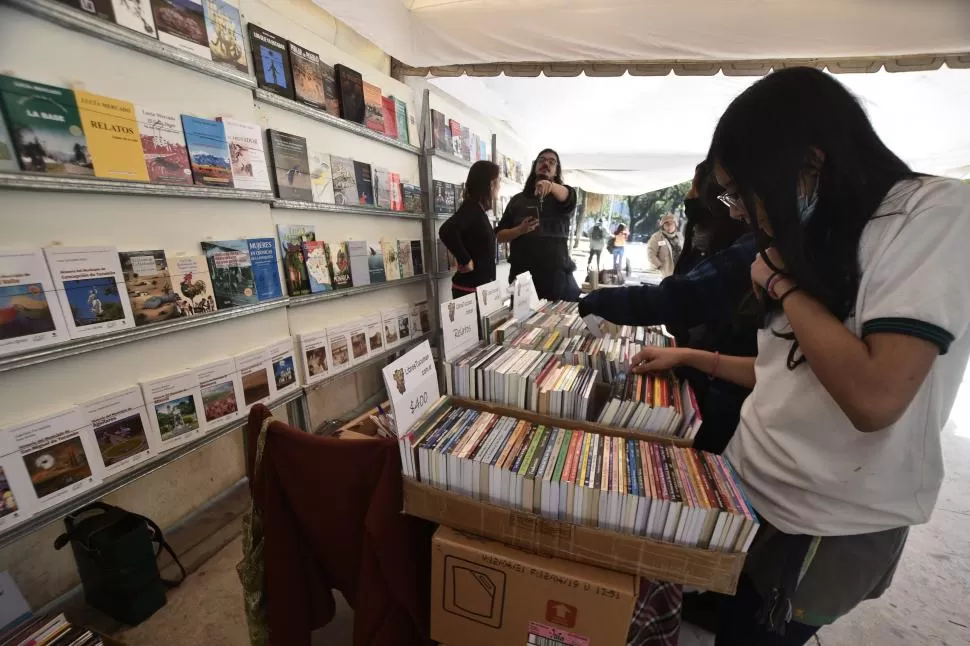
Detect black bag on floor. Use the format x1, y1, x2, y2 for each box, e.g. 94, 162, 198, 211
54, 502, 186, 625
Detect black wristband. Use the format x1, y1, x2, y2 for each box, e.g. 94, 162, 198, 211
778, 285, 801, 303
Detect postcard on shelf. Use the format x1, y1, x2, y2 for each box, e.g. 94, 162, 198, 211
327, 242, 353, 289
335, 64, 365, 124
166, 254, 217, 315
248, 24, 294, 99
330, 155, 358, 207
203, 0, 247, 72
119, 249, 182, 326
3, 407, 102, 511
301, 240, 332, 294
276, 224, 315, 296
382, 305, 410, 348
321, 63, 340, 117
381, 241, 401, 281
298, 329, 329, 385
136, 106, 193, 185
391, 96, 409, 145
308, 150, 334, 204
181, 115, 233, 187
381, 97, 397, 139
150, 0, 210, 58
0, 249, 70, 358
140, 370, 206, 451
0, 110, 17, 172
398, 240, 414, 278
389, 172, 403, 211
372, 167, 391, 209
81, 387, 153, 478
410, 240, 424, 275
195, 357, 244, 427
246, 238, 283, 301
43, 246, 135, 339
368, 244, 386, 284
200, 240, 258, 309
0, 75, 93, 176
75, 90, 150, 182
326, 325, 353, 374
353, 161, 374, 206
267, 338, 299, 398
0, 430, 35, 533
234, 347, 272, 410
363, 314, 384, 355
288, 41, 327, 110
218, 117, 271, 191
411, 299, 431, 335
111, 0, 157, 37
267, 129, 311, 201
346, 240, 370, 288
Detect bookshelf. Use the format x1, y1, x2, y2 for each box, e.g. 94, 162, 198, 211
272, 199, 425, 220
287, 274, 431, 309
304, 331, 432, 393
0, 172, 275, 202
428, 148, 474, 168
3, 0, 257, 89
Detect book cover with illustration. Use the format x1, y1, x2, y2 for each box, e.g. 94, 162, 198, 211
353, 160, 373, 205
381, 97, 397, 139
308, 150, 334, 203
195, 357, 244, 427
276, 223, 315, 296
0, 110, 17, 172
334, 64, 364, 124
248, 24, 293, 99
372, 166, 391, 209
0, 429, 35, 533
200, 240, 257, 308
402, 183, 422, 213
135, 106, 192, 184
445, 182, 457, 212
433, 180, 449, 214
234, 347, 272, 410
448, 119, 462, 156
301, 240, 332, 294
4, 407, 102, 511
362, 82, 384, 133
288, 41, 327, 110
246, 238, 283, 301
0, 75, 93, 176
392, 96, 409, 145
410, 240, 425, 276
431, 109, 450, 153
267, 129, 311, 201
218, 117, 271, 191
166, 254, 217, 315
82, 387, 152, 478
411, 299, 431, 335
298, 330, 329, 384
346, 240, 370, 288
140, 370, 206, 451
346, 319, 369, 363
330, 155, 357, 206
119, 249, 182, 326
327, 242, 353, 289
267, 338, 299, 398
0, 249, 70, 358
460, 125, 471, 161
203, 0, 247, 72
43, 246, 135, 339
321, 63, 340, 117
381, 240, 400, 281
398, 240, 414, 278
397, 304, 414, 342
327, 326, 352, 374
181, 114, 233, 187
59, 0, 115, 22
111, 0, 157, 38
151, 0, 210, 59
389, 172, 403, 211
367, 244, 386, 284
75, 90, 149, 182
363, 314, 384, 354
381, 306, 405, 348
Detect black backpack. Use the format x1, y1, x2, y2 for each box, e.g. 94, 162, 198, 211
591, 225, 604, 242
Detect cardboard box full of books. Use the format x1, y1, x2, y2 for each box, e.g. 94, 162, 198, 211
431, 526, 635, 646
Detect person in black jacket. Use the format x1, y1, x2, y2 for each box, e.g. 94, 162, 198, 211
579, 160, 757, 453
438, 160, 501, 299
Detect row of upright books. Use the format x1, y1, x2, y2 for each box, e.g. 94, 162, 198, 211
430, 110, 491, 162
398, 400, 758, 552
0, 612, 103, 646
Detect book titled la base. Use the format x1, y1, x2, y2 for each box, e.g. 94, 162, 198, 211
140, 371, 207, 452
82, 387, 153, 478
43, 246, 135, 339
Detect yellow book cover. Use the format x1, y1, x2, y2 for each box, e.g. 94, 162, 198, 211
76, 90, 149, 182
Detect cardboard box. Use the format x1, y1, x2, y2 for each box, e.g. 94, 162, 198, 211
432, 526, 635, 646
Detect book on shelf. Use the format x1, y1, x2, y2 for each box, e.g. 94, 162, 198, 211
118, 249, 182, 326
353, 160, 374, 205
362, 82, 384, 133
480, 139, 488, 162
267, 338, 299, 398
392, 96, 409, 145
234, 346, 272, 410
298, 329, 330, 384
151, 0, 210, 59
460, 125, 471, 161
301, 240, 333, 294
410, 240, 425, 275
334, 64, 365, 124
382, 305, 410, 348
367, 244, 386, 284
195, 357, 244, 427
0, 249, 70, 357
372, 167, 392, 209
308, 150, 335, 203
166, 254, 217, 315
320, 63, 340, 117
346, 240, 370, 287
444, 182, 457, 213
181, 115, 233, 187
330, 155, 358, 206
44, 245, 136, 339
218, 117, 272, 191
140, 369, 206, 451
0, 422, 33, 532
411, 299, 431, 335
246, 238, 283, 301
448, 119, 462, 157
471, 133, 480, 161
363, 313, 384, 354
0, 109, 17, 172
111, 0, 156, 37
82, 386, 153, 479
347, 319, 369, 363
381, 97, 398, 139
432, 180, 450, 214
327, 325, 352, 375
75, 90, 150, 182
402, 183, 423, 213
0, 75, 93, 176
398, 240, 414, 278
288, 41, 327, 110
200, 240, 258, 308
431, 110, 450, 153
248, 24, 294, 99
328, 241, 353, 289
202, 0, 247, 72
381, 240, 401, 281
267, 129, 311, 201
136, 106, 192, 185
57, 0, 115, 22
276, 224, 315, 296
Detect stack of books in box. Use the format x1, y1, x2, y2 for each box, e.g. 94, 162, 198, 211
598, 371, 703, 439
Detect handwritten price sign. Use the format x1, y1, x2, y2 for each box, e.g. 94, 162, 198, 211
381, 341, 440, 436
440, 292, 480, 361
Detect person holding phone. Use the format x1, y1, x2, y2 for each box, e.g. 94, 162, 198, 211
496, 148, 580, 301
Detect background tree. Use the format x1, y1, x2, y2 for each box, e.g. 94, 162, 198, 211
626, 180, 691, 238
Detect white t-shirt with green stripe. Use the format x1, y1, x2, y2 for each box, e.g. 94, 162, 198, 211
726, 177, 970, 536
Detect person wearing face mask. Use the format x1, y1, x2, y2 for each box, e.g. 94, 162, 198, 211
496, 148, 580, 301
632, 67, 970, 645
646, 214, 683, 278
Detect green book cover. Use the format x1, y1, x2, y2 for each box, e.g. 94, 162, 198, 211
392, 97, 409, 145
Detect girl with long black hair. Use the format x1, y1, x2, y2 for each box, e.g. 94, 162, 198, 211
633, 67, 970, 644
439, 160, 501, 299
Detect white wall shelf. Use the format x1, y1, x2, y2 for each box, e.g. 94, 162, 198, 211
272, 199, 425, 220
288, 274, 430, 309
427, 148, 474, 168
0, 172, 275, 202
3, 0, 257, 89
305, 332, 431, 393
254, 89, 421, 155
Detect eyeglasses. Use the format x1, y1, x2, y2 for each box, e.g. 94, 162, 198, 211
717, 191, 745, 211
536, 156, 558, 166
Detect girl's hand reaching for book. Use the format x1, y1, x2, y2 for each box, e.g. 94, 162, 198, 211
631, 347, 684, 374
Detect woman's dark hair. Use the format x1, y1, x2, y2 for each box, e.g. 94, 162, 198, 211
614, 224, 627, 234
709, 67, 917, 367
462, 160, 500, 210
674, 159, 748, 275
523, 148, 564, 195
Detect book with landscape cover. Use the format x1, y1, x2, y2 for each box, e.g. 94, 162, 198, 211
346, 319, 369, 362
218, 117, 271, 191
381, 240, 400, 281
402, 183, 423, 213
460, 125, 471, 161
353, 160, 374, 205
397, 240, 414, 278
389, 172, 403, 211
367, 244, 386, 283
347, 240, 370, 287
111, 0, 156, 36
410, 240, 424, 275
321, 63, 340, 117
0, 75, 93, 176
381, 97, 397, 139
362, 82, 384, 133
0, 249, 69, 357
298, 329, 329, 384
195, 357, 243, 427
200, 240, 257, 308
151, 0, 210, 59
248, 24, 294, 99
381, 305, 408, 347
119, 249, 181, 326
372, 166, 391, 209
308, 150, 334, 203
431, 110, 450, 153
234, 347, 272, 410
288, 41, 327, 110
392, 96, 409, 145
448, 119, 462, 156
0, 110, 17, 172
181, 115, 233, 187
140, 370, 206, 450
411, 299, 431, 334
330, 155, 358, 206
267, 129, 311, 201
364, 313, 384, 354
43, 246, 135, 339
335, 64, 365, 124
301, 240, 332, 293
203, 0, 247, 72
82, 387, 152, 478
327, 324, 353, 374
276, 223, 315, 296
0, 429, 32, 532
246, 237, 283, 301
76, 90, 149, 182
267, 338, 299, 398
136, 106, 192, 184
167, 254, 217, 315
328, 241, 353, 289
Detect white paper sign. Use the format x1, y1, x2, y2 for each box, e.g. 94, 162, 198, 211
513, 271, 540, 320
476, 280, 504, 318
382, 341, 440, 436
440, 293, 479, 361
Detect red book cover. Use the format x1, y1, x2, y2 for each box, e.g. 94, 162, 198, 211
382, 97, 398, 139
448, 119, 461, 156
388, 171, 403, 211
